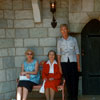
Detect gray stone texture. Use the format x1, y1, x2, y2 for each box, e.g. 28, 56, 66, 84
0, 10, 3, 18
6, 68, 16, 81
0, 39, 14, 48
7, 20, 14, 28
15, 39, 23, 47
48, 28, 61, 37
69, 0, 81, 12
0, 70, 6, 82
0, 20, 7, 28
16, 29, 29, 38
14, 20, 34, 28
30, 28, 48, 37
24, 38, 39, 47
0, 29, 5, 38
16, 48, 27, 56
0, 58, 3, 70
15, 56, 25, 67
13, 0, 23, 10
0, 0, 12, 9
4, 10, 14, 19
0, 49, 8, 57
15, 10, 33, 19
8, 48, 15, 56
23, 0, 32, 9
82, 0, 94, 12
6, 29, 15, 38
95, 0, 100, 11
40, 38, 56, 46
3, 57, 15, 69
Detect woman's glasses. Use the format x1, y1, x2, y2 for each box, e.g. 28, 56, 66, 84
27, 52, 32, 55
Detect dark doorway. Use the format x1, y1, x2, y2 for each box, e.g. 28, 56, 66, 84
81, 19, 100, 94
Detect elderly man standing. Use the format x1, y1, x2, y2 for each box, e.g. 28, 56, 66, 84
57, 24, 80, 100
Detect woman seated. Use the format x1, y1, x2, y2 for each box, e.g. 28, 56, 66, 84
42, 50, 62, 100
16, 49, 40, 100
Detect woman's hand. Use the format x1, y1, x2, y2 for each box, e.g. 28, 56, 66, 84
20, 72, 27, 75
77, 63, 81, 72
26, 74, 30, 79
49, 78, 54, 81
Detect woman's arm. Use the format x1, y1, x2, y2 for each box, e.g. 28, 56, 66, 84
21, 61, 39, 75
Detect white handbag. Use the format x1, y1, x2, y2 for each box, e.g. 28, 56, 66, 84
39, 80, 46, 93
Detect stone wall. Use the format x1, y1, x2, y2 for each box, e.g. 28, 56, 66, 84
0, 0, 69, 100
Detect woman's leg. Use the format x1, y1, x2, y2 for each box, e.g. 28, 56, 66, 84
22, 87, 28, 100
16, 87, 22, 100
50, 88, 55, 100
45, 88, 50, 100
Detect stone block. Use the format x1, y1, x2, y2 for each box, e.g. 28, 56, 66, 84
69, 13, 90, 24
15, 10, 33, 19
11, 81, 17, 91
13, 0, 23, 10
43, 19, 52, 28
15, 39, 23, 47
16, 48, 27, 56
69, 0, 81, 12
6, 68, 16, 81
0, 94, 4, 100
16, 29, 29, 38
4, 91, 16, 100
6, 29, 15, 38
0, 39, 14, 48
0, 20, 7, 28
0, 58, 3, 70
0, 82, 11, 93
28, 47, 44, 56
56, 8, 68, 18
0, 29, 5, 38
43, 8, 52, 18
48, 28, 61, 37
95, 0, 100, 11
43, 0, 49, 8
87, 12, 100, 19
24, 38, 39, 47
0, 49, 8, 57
0, 0, 12, 9
0, 10, 3, 18
61, 0, 69, 8
4, 10, 14, 19
69, 23, 85, 33
3, 57, 15, 69
7, 20, 14, 28
0, 70, 6, 82
40, 38, 56, 46
15, 56, 25, 67
23, 0, 32, 9
30, 28, 48, 37
44, 47, 57, 55
8, 48, 15, 56
82, 0, 94, 12
14, 20, 34, 28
